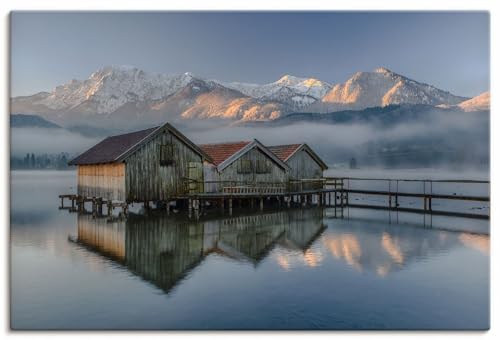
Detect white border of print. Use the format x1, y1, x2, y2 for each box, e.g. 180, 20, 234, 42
0, 0, 497, 339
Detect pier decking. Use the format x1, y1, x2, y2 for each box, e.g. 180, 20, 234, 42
59, 177, 489, 220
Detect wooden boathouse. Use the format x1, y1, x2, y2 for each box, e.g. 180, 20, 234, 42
68, 122, 212, 204
60, 122, 489, 221
199, 139, 290, 193
267, 143, 328, 190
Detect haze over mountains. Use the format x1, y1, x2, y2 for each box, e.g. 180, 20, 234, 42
10, 65, 488, 130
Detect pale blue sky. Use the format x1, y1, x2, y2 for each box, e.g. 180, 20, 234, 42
11, 11, 489, 97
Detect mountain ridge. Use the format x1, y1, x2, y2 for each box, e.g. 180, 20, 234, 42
11, 65, 483, 129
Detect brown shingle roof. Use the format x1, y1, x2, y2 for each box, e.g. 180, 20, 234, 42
199, 141, 252, 166
267, 144, 302, 162
68, 127, 158, 165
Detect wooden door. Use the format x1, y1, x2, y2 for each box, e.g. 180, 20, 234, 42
188, 162, 203, 194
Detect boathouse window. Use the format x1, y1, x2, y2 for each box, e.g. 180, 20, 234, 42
237, 159, 253, 174
159, 143, 175, 166
256, 160, 271, 174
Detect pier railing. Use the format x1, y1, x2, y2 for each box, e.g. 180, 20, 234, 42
324, 177, 490, 219
183, 178, 329, 195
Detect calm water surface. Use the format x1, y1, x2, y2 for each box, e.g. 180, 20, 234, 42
10, 170, 489, 330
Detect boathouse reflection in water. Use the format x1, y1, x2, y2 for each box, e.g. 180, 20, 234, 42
73, 207, 489, 294
74, 209, 327, 294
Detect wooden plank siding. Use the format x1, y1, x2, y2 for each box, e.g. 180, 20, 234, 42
287, 149, 324, 191
287, 149, 324, 180
77, 163, 126, 201
214, 147, 288, 192
124, 128, 204, 201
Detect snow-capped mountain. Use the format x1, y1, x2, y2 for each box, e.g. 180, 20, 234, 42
11, 65, 288, 128
38, 65, 195, 114
307, 67, 468, 112
436, 91, 490, 112
458, 92, 490, 112
218, 75, 332, 110
11, 65, 481, 129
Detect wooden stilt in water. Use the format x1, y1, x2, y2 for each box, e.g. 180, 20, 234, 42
259, 197, 264, 211
228, 198, 233, 216
97, 198, 103, 215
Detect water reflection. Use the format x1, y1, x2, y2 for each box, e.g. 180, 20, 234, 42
73, 209, 327, 294
73, 207, 490, 293
320, 219, 489, 277
459, 233, 490, 255
11, 171, 489, 329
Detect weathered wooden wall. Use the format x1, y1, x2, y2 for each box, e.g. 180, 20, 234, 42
215, 147, 288, 191
287, 149, 324, 191
77, 163, 126, 201
287, 149, 324, 180
125, 127, 204, 201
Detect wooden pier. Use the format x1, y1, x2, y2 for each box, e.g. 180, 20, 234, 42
323, 177, 489, 220
59, 177, 489, 220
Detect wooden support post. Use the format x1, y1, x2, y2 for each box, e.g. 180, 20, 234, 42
188, 198, 193, 214
287, 196, 291, 208
259, 197, 264, 211
60, 196, 64, 208
98, 199, 103, 215
428, 197, 432, 211
228, 198, 233, 216
107, 201, 112, 216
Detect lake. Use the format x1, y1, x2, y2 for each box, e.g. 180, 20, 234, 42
10, 170, 489, 330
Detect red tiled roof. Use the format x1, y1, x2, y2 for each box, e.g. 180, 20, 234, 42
68, 127, 159, 165
267, 144, 302, 162
199, 141, 252, 166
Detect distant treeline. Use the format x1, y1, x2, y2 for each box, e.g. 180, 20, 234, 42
11, 152, 72, 170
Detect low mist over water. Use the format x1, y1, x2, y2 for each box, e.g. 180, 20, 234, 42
10, 105, 490, 171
